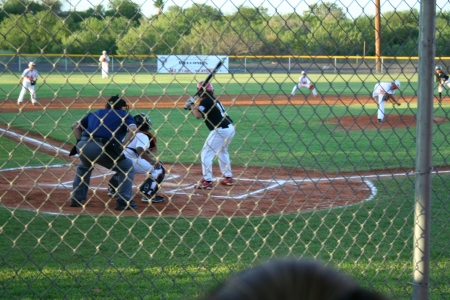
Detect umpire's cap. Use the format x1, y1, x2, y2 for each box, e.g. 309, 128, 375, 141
106, 95, 129, 110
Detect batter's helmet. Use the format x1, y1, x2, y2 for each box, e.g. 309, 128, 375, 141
134, 113, 152, 131
197, 81, 214, 93
106, 95, 129, 111
436, 65, 443, 71
394, 80, 401, 88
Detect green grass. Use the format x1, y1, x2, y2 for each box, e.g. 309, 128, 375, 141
1, 73, 448, 299
1, 72, 418, 99
1, 102, 449, 172
0, 175, 449, 299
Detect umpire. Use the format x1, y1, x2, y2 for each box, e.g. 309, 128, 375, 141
70, 95, 138, 210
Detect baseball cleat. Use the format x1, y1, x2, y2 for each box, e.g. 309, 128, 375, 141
377, 119, 382, 123
195, 179, 214, 189
142, 194, 165, 203
220, 177, 236, 186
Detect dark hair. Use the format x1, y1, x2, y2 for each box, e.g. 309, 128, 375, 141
106, 95, 129, 111
202, 259, 389, 300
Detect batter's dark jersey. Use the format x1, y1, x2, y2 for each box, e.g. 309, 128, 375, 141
198, 95, 233, 131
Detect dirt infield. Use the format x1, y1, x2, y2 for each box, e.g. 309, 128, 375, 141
0, 94, 445, 216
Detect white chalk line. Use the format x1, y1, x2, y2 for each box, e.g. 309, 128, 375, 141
5, 127, 450, 202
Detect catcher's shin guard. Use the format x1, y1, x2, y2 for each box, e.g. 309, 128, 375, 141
140, 177, 159, 198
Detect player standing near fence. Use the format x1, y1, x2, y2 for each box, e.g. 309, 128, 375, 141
99, 50, 110, 78
435, 65, 450, 102
291, 71, 318, 97
17, 62, 38, 106
372, 80, 401, 123
70, 95, 138, 211
184, 81, 236, 189
108, 113, 166, 204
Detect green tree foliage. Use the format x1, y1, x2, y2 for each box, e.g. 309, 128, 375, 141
0, 1, 446, 56
0, 11, 69, 52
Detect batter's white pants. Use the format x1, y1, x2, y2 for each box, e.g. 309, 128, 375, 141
18, 81, 36, 104
201, 125, 236, 181
291, 83, 317, 96
377, 94, 385, 120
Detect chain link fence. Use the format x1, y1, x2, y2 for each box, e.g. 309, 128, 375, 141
0, 0, 449, 299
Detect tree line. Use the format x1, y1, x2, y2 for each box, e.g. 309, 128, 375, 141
0, 0, 448, 57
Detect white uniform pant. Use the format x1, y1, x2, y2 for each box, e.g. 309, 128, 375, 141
377, 94, 386, 120
291, 83, 317, 96
438, 80, 450, 92
201, 125, 235, 181
128, 156, 164, 180
101, 62, 109, 78
18, 81, 36, 104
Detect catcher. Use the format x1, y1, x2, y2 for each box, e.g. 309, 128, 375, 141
107, 113, 165, 203
435, 65, 450, 102
291, 71, 318, 97
372, 80, 401, 123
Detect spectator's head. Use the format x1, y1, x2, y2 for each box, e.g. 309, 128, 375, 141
202, 258, 389, 300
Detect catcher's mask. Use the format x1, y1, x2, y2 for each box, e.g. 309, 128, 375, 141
106, 95, 129, 111
197, 81, 214, 96
134, 113, 152, 131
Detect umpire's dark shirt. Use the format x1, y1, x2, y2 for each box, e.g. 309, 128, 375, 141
80, 108, 135, 141
198, 95, 233, 131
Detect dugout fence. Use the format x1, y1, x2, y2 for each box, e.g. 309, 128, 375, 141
0, 1, 448, 300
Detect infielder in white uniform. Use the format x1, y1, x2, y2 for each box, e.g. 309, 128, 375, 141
291, 71, 318, 97
99, 50, 110, 78
372, 80, 401, 122
17, 61, 39, 106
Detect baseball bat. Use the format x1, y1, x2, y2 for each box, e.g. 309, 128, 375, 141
194, 58, 225, 97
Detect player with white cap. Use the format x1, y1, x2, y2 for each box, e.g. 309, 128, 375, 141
372, 80, 401, 123
17, 61, 39, 106
291, 71, 318, 97
99, 50, 110, 78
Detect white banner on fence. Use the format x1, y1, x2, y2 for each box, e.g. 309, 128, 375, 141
157, 55, 228, 73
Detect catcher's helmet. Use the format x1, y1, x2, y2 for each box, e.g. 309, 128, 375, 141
197, 81, 214, 93
436, 65, 443, 71
134, 113, 152, 131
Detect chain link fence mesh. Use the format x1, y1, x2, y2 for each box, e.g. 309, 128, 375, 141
0, 0, 449, 299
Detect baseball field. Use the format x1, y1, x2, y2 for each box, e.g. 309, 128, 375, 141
1, 72, 449, 299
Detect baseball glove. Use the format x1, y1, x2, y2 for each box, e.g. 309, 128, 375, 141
382, 93, 389, 101
184, 97, 195, 110
100, 57, 106, 62
30, 80, 36, 86
309, 84, 314, 91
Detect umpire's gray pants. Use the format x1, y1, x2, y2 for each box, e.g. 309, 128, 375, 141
72, 140, 135, 202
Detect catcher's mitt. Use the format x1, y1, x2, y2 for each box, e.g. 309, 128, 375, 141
30, 80, 36, 86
